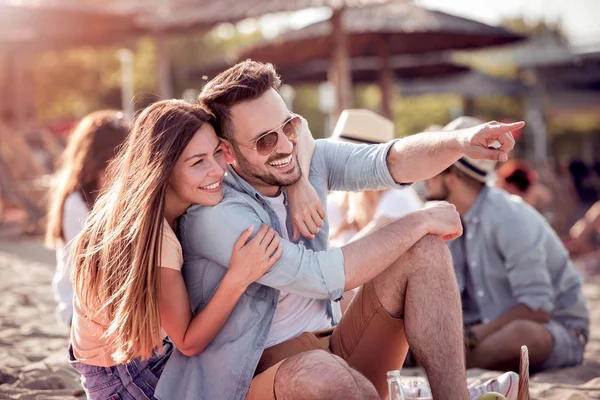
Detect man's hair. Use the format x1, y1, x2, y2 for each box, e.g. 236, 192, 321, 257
198, 60, 282, 140
443, 166, 485, 191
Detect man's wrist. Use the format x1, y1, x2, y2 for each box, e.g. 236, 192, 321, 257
410, 210, 432, 237
445, 130, 467, 153
464, 326, 480, 350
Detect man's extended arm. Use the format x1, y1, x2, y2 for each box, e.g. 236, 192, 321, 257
386, 121, 522, 184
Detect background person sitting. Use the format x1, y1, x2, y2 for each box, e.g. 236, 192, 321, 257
424, 116, 589, 372
495, 159, 552, 217
328, 110, 423, 248
45, 110, 129, 326
326, 110, 423, 313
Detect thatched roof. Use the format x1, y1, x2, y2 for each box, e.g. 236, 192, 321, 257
398, 70, 527, 97
0, 2, 138, 51
6, 0, 393, 32
192, 55, 469, 85
238, 2, 524, 66
0, 0, 395, 51
535, 50, 600, 92
136, 0, 392, 30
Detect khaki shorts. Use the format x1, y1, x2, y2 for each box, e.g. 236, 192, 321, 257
245, 281, 408, 399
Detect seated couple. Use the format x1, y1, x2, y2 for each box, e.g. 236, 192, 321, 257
69, 60, 522, 400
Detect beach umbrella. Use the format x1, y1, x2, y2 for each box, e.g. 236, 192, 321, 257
192, 56, 469, 85
0, 3, 138, 51
237, 1, 524, 117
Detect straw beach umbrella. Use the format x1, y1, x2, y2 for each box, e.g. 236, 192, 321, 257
238, 1, 524, 118
192, 56, 469, 85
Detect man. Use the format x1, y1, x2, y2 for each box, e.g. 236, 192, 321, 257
154, 61, 521, 400
424, 116, 589, 372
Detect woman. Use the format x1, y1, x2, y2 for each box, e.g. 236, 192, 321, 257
45, 110, 129, 326
496, 160, 552, 213
69, 99, 318, 399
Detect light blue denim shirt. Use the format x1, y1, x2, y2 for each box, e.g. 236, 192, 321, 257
155, 139, 407, 400
450, 186, 589, 333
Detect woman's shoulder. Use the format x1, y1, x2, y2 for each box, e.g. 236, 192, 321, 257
63, 191, 89, 213
161, 222, 183, 270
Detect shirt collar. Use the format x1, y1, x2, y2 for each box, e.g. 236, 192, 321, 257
224, 166, 288, 205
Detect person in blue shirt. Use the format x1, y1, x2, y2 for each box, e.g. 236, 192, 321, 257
155, 61, 523, 400
424, 116, 589, 372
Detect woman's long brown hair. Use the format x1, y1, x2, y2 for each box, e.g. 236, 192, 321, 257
45, 110, 129, 247
72, 100, 214, 363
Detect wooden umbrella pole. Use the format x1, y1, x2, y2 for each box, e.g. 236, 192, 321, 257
330, 8, 352, 117
377, 35, 393, 120
518, 345, 530, 400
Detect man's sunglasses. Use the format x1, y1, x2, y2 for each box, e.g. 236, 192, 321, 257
241, 114, 303, 156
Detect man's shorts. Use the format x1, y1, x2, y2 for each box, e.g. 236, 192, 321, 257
245, 280, 409, 399
541, 320, 587, 370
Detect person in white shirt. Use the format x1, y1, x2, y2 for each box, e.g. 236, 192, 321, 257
327, 110, 423, 248
325, 110, 423, 314
45, 110, 129, 326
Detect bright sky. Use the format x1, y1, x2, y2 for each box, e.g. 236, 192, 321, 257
238, 0, 600, 48
416, 0, 600, 46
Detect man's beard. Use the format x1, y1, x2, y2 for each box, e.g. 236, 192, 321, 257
232, 145, 302, 188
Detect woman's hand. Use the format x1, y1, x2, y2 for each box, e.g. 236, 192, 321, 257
226, 224, 282, 288
288, 178, 326, 241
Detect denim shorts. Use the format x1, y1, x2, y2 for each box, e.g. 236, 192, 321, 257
541, 320, 587, 370
68, 339, 174, 400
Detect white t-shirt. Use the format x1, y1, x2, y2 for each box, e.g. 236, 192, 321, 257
263, 193, 332, 348
328, 187, 423, 247
52, 191, 89, 326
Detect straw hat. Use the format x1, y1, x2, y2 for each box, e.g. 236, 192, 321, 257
331, 109, 395, 144
443, 116, 497, 183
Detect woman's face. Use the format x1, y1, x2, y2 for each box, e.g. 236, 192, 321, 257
169, 123, 228, 207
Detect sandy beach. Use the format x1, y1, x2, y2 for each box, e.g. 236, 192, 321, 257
0, 230, 599, 399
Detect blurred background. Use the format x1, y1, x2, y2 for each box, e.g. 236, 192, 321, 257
0, 0, 599, 234
1, 2, 600, 399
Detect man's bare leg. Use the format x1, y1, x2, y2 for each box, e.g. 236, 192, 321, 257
467, 320, 554, 370
274, 350, 378, 400
372, 234, 468, 399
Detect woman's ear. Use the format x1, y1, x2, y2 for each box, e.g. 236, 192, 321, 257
221, 140, 235, 164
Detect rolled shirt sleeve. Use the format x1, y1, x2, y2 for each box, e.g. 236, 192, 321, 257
315, 139, 410, 192
494, 208, 554, 313
180, 197, 345, 301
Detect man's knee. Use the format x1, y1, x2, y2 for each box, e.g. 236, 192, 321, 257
404, 234, 453, 278
274, 350, 377, 400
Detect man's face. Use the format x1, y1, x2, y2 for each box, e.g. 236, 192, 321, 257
424, 174, 450, 201
226, 88, 302, 194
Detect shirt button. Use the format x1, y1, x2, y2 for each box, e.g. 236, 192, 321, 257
473, 217, 479, 224
299, 240, 305, 246
483, 318, 490, 323
477, 290, 485, 298
470, 260, 478, 268
466, 232, 474, 240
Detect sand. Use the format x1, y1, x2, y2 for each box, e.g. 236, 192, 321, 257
0, 231, 598, 399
